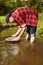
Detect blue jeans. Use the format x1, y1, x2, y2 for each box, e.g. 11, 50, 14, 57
26, 25, 37, 37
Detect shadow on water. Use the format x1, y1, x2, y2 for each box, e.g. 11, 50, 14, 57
0, 27, 43, 65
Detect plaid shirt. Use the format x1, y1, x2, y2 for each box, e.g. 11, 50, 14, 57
11, 7, 38, 27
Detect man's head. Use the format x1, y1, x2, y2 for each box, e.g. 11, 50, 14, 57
5, 13, 14, 23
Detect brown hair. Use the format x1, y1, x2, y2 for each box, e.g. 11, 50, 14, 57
5, 13, 11, 23
5, 9, 15, 23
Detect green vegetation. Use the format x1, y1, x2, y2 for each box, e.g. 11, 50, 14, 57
0, 12, 43, 34
0, 16, 16, 26
37, 12, 43, 34
0, 0, 43, 36
0, 0, 43, 15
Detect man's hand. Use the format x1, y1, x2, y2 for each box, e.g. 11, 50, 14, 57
5, 27, 26, 42
5, 37, 20, 41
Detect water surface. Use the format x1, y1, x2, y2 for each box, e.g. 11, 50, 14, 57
0, 27, 43, 65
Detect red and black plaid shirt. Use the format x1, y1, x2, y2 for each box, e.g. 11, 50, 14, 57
11, 7, 38, 27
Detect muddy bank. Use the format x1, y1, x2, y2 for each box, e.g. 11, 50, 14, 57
0, 25, 18, 32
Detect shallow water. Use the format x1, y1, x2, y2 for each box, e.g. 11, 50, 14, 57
0, 27, 43, 65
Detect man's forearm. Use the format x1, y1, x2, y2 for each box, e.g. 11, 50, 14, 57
17, 27, 26, 38
13, 28, 22, 36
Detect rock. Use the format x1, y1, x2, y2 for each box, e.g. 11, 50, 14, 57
41, 34, 43, 37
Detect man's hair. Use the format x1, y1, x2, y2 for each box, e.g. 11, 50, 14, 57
5, 13, 11, 23
5, 9, 15, 23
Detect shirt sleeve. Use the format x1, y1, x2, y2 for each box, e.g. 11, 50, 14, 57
15, 15, 26, 28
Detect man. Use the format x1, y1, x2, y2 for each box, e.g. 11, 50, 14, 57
5, 7, 38, 46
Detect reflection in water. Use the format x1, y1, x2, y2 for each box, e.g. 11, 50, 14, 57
0, 40, 43, 65
0, 42, 20, 65
8, 45, 19, 56
0, 28, 43, 65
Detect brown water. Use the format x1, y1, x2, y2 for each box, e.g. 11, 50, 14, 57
0, 27, 43, 65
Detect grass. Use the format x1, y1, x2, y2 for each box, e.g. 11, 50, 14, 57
0, 16, 16, 26
0, 12, 43, 34
0, 13, 43, 39
37, 12, 43, 34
